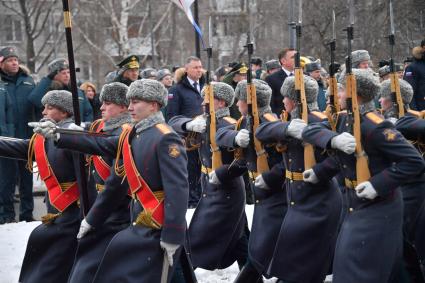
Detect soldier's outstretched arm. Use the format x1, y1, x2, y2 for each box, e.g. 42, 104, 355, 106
255, 120, 290, 144
395, 115, 425, 137
56, 133, 120, 158
158, 132, 189, 246
367, 123, 425, 197
216, 124, 240, 148
0, 136, 29, 161
168, 115, 193, 135
85, 161, 129, 229
302, 122, 338, 150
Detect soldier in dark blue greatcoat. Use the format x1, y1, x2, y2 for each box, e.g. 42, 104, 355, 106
380, 78, 425, 281
215, 79, 287, 282
0, 90, 84, 283
169, 82, 248, 271
35, 79, 189, 283
255, 75, 342, 283
65, 82, 132, 283
302, 69, 425, 283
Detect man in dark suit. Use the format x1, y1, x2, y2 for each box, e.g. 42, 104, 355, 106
265, 48, 296, 115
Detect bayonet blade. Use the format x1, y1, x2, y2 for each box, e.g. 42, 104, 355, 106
298, 0, 302, 24
208, 16, 212, 48
349, 0, 354, 25
332, 10, 336, 40
389, 0, 395, 35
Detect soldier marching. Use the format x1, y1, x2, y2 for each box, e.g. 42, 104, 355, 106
1, 1, 425, 283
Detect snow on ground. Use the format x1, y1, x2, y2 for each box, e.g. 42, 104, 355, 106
0, 205, 330, 282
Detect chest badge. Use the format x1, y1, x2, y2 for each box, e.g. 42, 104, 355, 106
168, 144, 181, 158
383, 129, 397, 141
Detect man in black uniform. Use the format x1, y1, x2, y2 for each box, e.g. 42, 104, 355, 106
380, 78, 425, 280
216, 79, 287, 282
114, 55, 141, 86
36, 79, 189, 282
302, 69, 425, 283
66, 82, 132, 283
169, 82, 248, 271
0, 90, 85, 282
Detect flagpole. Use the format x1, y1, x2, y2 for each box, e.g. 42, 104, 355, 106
194, 0, 201, 58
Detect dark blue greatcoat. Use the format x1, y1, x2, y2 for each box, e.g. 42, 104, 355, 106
395, 110, 425, 267
66, 119, 131, 283
56, 121, 189, 283
302, 110, 425, 283
0, 120, 82, 283
256, 112, 341, 283
216, 112, 287, 276
169, 114, 246, 270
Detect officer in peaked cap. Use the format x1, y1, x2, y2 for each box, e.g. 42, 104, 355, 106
222, 62, 249, 119
114, 54, 140, 86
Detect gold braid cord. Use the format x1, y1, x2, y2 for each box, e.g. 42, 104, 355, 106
26, 134, 38, 173
114, 128, 131, 178
234, 117, 244, 160
135, 191, 164, 229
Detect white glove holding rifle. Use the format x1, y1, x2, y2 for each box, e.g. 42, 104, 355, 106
160, 241, 180, 267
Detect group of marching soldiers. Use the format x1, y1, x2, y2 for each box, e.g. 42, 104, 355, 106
0, 39, 424, 283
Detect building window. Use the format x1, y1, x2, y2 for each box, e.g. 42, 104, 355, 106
5, 15, 22, 42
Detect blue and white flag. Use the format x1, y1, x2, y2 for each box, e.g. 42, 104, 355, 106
170, 0, 204, 47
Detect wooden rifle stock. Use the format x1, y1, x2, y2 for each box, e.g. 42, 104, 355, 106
390, 72, 404, 117
295, 68, 316, 169
205, 84, 222, 170
346, 73, 371, 183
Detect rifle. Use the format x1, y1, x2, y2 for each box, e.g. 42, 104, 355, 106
325, 10, 340, 131
344, 0, 371, 183
294, 0, 316, 170
203, 17, 222, 170
245, 5, 269, 174
388, 0, 404, 118
61, 0, 91, 215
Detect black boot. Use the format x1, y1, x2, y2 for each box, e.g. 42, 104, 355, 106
234, 263, 262, 283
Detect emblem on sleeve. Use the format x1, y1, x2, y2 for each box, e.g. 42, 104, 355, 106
383, 129, 397, 141
168, 144, 180, 158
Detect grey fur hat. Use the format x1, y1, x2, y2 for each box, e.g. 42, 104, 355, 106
48, 58, 69, 74
126, 79, 168, 107
99, 82, 129, 106
140, 68, 157, 79
280, 75, 318, 104
265, 59, 281, 72
378, 65, 390, 78
380, 79, 413, 104
351, 50, 370, 68
235, 79, 272, 108
340, 68, 380, 102
41, 90, 73, 115
201, 82, 235, 107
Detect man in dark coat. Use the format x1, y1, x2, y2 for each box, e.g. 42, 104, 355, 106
404, 43, 425, 111
36, 79, 189, 283
0, 46, 35, 223
169, 82, 248, 271
302, 69, 425, 283
167, 56, 205, 208
2, 90, 84, 283
265, 48, 296, 116
114, 54, 141, 86
28, 58, 93, 122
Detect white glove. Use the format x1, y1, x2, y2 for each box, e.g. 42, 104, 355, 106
286, 118, 307, 140
355, 181, 378, 200
160, 241, 180, 267
302, 168, 319, 184
185, 116, 206, 133
208, 171, 220, 185
28, 119, 57, 139
331, 132, 356, 154
234, 129, 250, 148
254, 174, 269, 190
77, 219, 92, 239
387, 117, 398, 125
68, 123, 84, 131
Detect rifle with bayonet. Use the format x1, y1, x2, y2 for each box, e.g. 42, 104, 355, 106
244, 9, 269, 174
203, 17, 222, 170
344, 0, 371, 183
388, 0, 404, 118
294, 0, 316, 170
61, 0, 91, 215
325, 10, 340, 131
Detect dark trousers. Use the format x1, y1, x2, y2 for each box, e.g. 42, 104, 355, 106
0, 158, 33, 221
187, 150, 201, 208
